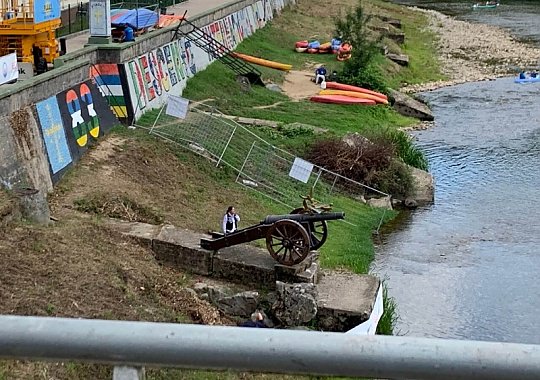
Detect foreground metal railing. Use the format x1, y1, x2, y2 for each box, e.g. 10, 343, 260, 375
1, 316, 540, 380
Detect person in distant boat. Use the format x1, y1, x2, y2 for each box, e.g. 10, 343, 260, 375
315, 65, 327, 85
530, 71, 538, 78
222, 206, 240, 235
519, 71, 527, 80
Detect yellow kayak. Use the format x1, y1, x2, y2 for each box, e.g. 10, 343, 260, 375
319, 89, 389, 105
233, 53, 292, 71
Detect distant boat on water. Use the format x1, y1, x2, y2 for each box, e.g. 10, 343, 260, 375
472, 1, 499, 9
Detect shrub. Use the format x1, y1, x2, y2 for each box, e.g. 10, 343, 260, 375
335, 2, 387, 93
306, 135, 415, 198
380, 129, 429, 171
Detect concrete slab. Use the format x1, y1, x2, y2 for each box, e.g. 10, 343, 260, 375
213, 245, 276, 288
316, 271, 380, 332
153, 225, 213, 275
104, 219, 161, 249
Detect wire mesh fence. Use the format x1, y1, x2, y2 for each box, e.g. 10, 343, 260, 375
135, 100, 391, 229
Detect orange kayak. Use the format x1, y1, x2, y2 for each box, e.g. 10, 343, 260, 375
325, 82, 388, 100
319, 89, 388, 105
310, 95, 376, 105
233, 53, 292, 71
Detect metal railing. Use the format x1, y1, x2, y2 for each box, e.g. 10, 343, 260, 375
1, 316, 540, 380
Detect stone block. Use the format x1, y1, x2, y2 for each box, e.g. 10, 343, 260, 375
274, 252, 318, 284
212, 245, 276, 288
153, 225, 213, 275
316, 271, 380, 332
388, 32, 405, 45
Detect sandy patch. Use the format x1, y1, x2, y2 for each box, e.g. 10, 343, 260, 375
281, 70, 323, 100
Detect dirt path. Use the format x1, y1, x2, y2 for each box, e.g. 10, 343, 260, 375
281, 70, 322, 100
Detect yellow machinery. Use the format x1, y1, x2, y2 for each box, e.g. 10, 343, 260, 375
0, 0, 61, 63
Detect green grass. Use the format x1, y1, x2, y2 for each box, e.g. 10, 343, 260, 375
367, 0, 446, 87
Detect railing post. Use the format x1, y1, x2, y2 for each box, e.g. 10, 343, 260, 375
113, 366, 145, 380
68, 4, 71, 34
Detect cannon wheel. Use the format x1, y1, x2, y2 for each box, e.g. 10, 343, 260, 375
291, 208, 328, 250
266, 219, 310, 265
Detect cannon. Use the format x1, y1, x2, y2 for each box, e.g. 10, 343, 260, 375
200, 211, 345, 266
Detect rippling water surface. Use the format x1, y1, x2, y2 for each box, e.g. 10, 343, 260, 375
372, 77, 540, 343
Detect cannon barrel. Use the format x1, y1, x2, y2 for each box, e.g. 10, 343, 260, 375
263, 212, 345, 225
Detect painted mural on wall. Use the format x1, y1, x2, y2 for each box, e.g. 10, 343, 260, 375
90, 64, 131, 121
35, 80, 119, 183
123, 0, 287, 121
35, 96, 73, 177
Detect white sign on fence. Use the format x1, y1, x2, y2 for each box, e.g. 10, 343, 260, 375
288, 157, 313, 183
0, 53, 18, 86
166, 95, 190, 119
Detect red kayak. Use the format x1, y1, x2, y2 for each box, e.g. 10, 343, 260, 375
310, 95, 376, 105
325, 82, 388, 100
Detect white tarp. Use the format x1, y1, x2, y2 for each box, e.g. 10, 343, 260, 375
166, 95, 189, 119
0, 53, 18, 86
346, 283, 384, 335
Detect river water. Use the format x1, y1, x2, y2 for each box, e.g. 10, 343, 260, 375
373, 1, 540, 344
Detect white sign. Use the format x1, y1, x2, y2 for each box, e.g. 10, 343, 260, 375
90, 0, 111, 37
0, 53, 18, 85
288, 157, 314, 183
166, 95, 190, 119
17, 62, 34, 81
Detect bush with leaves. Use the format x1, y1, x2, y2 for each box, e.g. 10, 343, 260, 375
335, 2, 388, 93
306, 135, 415, 198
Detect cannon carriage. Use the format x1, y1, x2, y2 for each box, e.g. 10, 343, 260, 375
200, 211, 344, 266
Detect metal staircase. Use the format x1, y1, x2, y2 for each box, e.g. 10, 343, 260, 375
172, 16, 263, 85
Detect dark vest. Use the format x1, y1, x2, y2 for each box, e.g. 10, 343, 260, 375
225, 214, 236, 231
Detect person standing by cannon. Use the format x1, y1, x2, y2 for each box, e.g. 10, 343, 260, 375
222, 206, 240, 235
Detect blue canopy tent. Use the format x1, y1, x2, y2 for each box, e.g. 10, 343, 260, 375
111, 8, 159, 30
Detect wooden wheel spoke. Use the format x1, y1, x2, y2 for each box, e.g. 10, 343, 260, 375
266, 219, 310, 266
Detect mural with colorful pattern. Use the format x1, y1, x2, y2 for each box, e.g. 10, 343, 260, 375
35, 80, 119, 183
123, 0, 286, 121
90, 64, 131, 121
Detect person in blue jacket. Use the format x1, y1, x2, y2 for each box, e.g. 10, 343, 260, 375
519, 71, 527, 80
315, 65, 327, 85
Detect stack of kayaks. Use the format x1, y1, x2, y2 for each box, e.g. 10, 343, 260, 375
294, 39, 351, 60
310, 82, 388, 106
233, 53, 292, 71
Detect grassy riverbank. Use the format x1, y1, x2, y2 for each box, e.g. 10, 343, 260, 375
0, 0, 444, 378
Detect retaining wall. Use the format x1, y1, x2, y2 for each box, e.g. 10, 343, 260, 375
0, 0, 291, 192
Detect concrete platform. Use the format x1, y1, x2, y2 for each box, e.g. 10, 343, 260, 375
317, 271, 381, 332
105, 219, 381, 331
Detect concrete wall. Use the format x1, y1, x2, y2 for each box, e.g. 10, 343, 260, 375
0, 0, 291, 192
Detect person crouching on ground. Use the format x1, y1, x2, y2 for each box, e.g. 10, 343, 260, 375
222, 206, 240, 235
315, 65, 327, 85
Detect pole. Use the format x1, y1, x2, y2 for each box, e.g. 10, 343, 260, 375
1, 316, 540, 380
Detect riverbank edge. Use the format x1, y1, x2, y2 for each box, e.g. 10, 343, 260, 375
399, 6, 540, 94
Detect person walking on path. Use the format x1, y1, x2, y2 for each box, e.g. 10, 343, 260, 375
222, 206, 240, 234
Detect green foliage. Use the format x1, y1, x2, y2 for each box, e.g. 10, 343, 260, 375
369, 159, 414, 198
376, 282, 399, 335
381, 129, 429, 171
335, 2, 387, 93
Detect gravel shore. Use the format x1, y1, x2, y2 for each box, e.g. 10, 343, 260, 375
400, 7, 540, 93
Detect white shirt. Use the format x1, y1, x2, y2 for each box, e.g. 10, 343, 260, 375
222, 213, 240, 234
